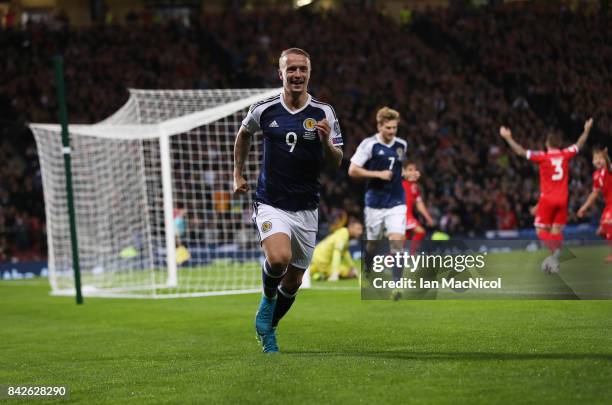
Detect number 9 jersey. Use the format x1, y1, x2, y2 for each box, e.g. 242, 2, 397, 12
241, 94, 343, 211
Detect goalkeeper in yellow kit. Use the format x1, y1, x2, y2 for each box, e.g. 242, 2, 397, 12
310, 218, 363, 281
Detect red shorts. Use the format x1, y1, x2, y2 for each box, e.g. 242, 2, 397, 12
534, 197, 567, 227
405, 216, 421, 231
601, 206, 612, 225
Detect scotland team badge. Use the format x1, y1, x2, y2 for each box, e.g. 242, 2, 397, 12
262, 221, 273, 233
303, 118, 317, 131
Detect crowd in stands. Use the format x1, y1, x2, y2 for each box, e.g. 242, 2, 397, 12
0, 2, 608, 261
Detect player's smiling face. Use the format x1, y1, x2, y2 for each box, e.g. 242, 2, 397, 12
402, 164, 418, 180
279, 53, 310, 95
377, 119, 398, 143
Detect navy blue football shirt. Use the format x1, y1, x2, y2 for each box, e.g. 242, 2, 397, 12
350, 134, 407, 208
241, 94, 343, 211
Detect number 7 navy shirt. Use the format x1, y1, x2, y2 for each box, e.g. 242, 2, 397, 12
350, 134, 407, 209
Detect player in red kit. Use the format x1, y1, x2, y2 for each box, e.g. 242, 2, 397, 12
499, 118, 593, 274
577, 146, 612, 261
402, 161, 434, 256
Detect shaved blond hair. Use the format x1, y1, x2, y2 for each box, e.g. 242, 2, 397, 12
279, 48, 311, 69
376, 107, 400, 125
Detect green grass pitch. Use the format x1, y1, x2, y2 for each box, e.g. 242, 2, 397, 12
2, 260, 612, 403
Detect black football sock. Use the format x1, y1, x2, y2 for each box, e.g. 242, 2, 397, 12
262, 261, 286, 299
271, 285, 298, 327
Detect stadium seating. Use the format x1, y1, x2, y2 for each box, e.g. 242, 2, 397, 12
0, 3, 605, 261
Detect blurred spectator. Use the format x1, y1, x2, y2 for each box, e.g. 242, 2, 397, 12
0, 3, 607, 261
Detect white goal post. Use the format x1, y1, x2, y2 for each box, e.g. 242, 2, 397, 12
31, 88, 310, 298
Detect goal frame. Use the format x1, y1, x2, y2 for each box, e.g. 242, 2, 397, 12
30, 88, 286, 298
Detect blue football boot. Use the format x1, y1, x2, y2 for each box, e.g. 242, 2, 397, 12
255, 295, 276, 348
262, 327, 279, 353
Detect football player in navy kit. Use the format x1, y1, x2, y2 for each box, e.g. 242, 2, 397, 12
349, 107, 407, 298
233, 48, 343, 353
349, 107, 407, 241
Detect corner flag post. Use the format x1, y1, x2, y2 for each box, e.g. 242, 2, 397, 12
54, 55, 83, 305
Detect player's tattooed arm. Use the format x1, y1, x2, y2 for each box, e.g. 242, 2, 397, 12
316, 119, 343, 169
499, 126, 527, 157
233, 126, 252, 195
576, 118, 594, 150
577, 189, 601, 218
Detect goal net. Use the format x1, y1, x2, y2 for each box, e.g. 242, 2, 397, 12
31, 88, 282, 298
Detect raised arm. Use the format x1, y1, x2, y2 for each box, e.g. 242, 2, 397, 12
575, 118, 594, 150
233, 126, 253, 195
499, 126, 527, 157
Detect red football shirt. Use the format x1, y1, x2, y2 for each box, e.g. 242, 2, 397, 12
402, 179, 421, 219
526, 145, 578, 201
593, 167, 612, 206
